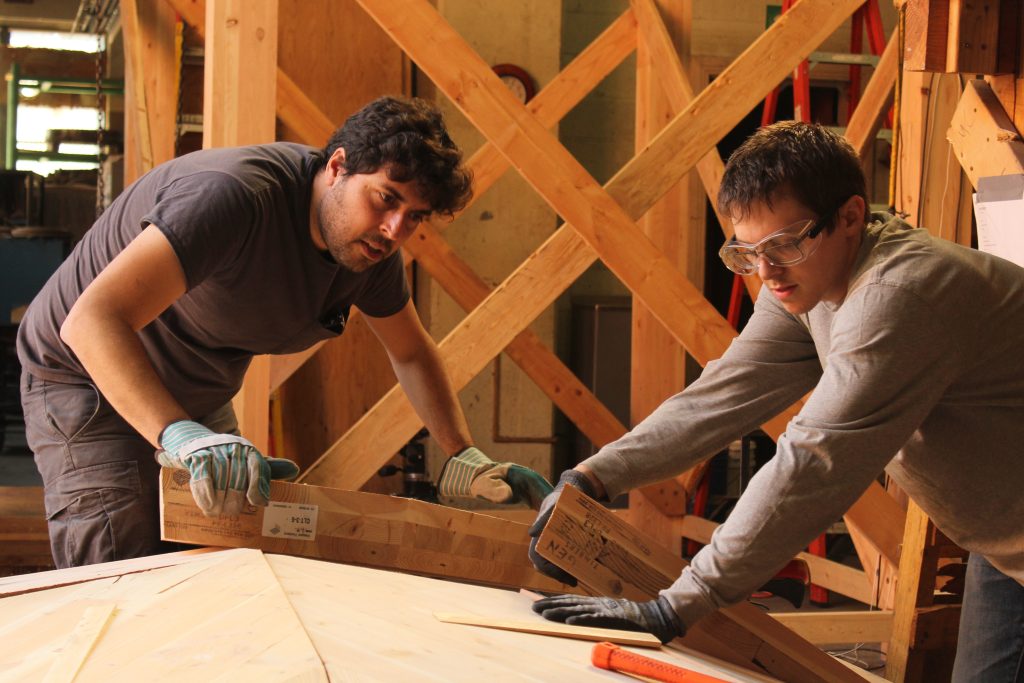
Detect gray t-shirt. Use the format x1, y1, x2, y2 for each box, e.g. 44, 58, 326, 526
584, 214, 1024, 627
17, 143, 409, 417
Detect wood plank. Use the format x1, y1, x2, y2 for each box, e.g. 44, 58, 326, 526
119, 0, 156, 181
885, 500, 934, 682
536, 485, 865, 683
434, 612, 663, 648
159, 468, 573, 593
769, 611, 893, 646
948, 78, 1024, 189
680, 515, 873, 605
846, 29, 898, 160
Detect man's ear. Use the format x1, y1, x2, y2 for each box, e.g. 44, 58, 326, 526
839, 195, 866, 234
327, 147, 347, 180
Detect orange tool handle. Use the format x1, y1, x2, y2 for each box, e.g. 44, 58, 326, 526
591, 642, 729, 683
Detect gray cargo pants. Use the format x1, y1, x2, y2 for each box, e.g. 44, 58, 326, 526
20, 371, 237, 568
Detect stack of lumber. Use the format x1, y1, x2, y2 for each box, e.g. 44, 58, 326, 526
0, 486, 53, 575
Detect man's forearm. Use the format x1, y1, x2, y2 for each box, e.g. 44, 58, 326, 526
391, 345, 472, 455
62, 311, 188, 446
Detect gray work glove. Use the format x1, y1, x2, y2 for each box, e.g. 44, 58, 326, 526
437, 446, 553, 508
527, 469, 598, 586
157, 420, 300, 517
532, 594, 685, 644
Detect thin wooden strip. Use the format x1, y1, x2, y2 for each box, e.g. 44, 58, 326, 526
769, 611, 893, 645
42, 603, 116, 683
434, 612, 663, 648
845, 31, 898, 159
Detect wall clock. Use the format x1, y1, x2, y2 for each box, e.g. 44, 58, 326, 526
492, 63, 536, 104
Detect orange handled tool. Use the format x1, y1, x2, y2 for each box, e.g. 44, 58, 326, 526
591, 642, 729, 683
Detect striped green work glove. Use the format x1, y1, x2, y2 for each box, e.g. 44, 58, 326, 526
437, 446, 553, 509
157, 420, 299, 517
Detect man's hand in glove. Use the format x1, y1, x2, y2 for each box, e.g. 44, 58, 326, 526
532, 594, 685, 645
437, 446, 553, 508
157, 420, 300, 517
527, 469, 600, 586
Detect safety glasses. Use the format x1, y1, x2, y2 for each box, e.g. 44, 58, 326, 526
718, 216, 830, 275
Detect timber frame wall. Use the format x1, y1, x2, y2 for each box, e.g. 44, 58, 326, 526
117, 0, 927, 674
121, 0, 905, 608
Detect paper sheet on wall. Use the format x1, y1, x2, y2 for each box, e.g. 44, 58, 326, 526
973, 174, 1024, 268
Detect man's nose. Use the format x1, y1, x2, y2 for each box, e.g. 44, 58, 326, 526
381, 211, 406, 239
756, 254, 782, 279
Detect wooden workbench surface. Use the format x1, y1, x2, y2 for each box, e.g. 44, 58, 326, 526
0, 548, 782, 682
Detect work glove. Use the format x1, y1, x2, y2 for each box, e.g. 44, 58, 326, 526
527, 469, 599, 586
437, 446, 553, 508
532, 594, 684, 645
157, 420, 300, 517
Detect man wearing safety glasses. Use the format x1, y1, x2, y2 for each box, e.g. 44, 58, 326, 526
528, 121, 1024, 682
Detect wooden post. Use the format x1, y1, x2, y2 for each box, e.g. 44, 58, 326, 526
203, 0, 278, 452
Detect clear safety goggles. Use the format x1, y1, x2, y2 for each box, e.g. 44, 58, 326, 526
718, 216, 830, 275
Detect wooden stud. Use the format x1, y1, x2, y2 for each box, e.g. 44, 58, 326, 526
159, 468, 574, 594
536, 485, 866, 683
847, 29, 899, 160
120, 0, 156, 180
947, 0, 1002, 75
201, 0, 277, 452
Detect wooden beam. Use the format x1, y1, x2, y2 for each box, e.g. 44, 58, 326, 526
947, 0, 1002, 75
536, 485, 866, 683
0, 487, 52, 573
120, 0, 156, 179
948, 78, 1024, 189
903, 0, 951, 72
846, 28, 898, 159
680, 515, 873, 605
159, 468, 574, 594
769, 610, 893, 645
202, 0, 277, 452
630, 0, 693, 520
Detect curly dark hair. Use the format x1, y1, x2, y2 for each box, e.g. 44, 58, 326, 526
317, 96, 473, 217
717, 121, 868, 233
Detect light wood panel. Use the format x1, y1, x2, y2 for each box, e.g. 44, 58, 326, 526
159, 468, 572, 593
536, 485, 866, 683
267, 552, 776, 682
0, 549, 327, 681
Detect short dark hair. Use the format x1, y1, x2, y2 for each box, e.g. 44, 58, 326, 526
717, 121, 868, 232
318, 96, 473, 217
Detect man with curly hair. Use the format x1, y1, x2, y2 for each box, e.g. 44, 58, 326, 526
18, 96, 552, 568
